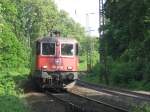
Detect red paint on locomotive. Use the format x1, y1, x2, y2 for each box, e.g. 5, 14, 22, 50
36, 56, 78, 71
31, 36, 79, 89
35, 38, 78, 72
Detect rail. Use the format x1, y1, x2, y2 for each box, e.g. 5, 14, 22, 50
77, 80, 150, 102
46, 91, 128, 112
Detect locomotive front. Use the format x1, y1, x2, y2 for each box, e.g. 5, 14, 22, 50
31, 36, 79, 89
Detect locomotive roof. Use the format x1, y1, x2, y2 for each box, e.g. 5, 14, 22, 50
36, 36, 78, 43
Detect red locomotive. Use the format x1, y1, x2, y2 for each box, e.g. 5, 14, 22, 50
30, 31, 79, 89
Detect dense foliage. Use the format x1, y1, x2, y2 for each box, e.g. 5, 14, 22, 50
0, 71, 29, 112
0, 0, 86, 111
102, 0, 150, 89
0, 0, 85, 72
84, 0, 150, 91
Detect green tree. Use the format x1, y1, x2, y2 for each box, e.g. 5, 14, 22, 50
104, 0, 150, 88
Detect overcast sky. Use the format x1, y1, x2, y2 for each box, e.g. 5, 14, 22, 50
54, 0, 99, 37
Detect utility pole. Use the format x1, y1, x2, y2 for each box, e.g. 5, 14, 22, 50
99, 0, 109, 85
86, 13, 95, 72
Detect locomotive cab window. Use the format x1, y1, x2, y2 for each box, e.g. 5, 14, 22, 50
61, 44, 74, 56
42, 43, 55, 55
36, 42, 40, 55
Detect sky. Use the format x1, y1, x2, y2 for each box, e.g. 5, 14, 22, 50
54, 0, 99, 37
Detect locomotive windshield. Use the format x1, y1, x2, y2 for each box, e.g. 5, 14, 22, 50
61, 44, 74, 56
36, 42, 40, 55
42, 43, 55, 55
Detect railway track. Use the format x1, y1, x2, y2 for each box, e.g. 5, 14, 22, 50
76, 80, 150, 102
71, 80, 150, 110
46, 91, 128, 112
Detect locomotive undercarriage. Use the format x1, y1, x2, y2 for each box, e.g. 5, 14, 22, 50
32, 70, 78, 89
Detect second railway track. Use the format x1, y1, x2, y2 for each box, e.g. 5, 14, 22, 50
76, 80, 150, 102
64, 80, 150, 111
46, 91, 128, 112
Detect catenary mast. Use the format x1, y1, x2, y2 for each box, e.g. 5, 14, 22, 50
99, 0, 109, 84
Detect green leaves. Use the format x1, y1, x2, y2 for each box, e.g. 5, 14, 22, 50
0, 0, 85, 72
105, 0, 150, 60
0, 1, 86, 111
0, 72, 30, 112
104, 0, 150, 88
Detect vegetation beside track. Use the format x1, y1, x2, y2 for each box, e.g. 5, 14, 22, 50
0, 0, 86, 111
0, 0, 150, 111
82, 0, 150, 91
132, 103, 150, 112
0, 69, 30, 112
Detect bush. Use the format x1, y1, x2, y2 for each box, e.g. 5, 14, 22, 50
0, 72, 30, 112
0, 24, 29, 71
110, 62, 135, 85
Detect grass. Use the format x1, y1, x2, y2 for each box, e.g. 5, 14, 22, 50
132, 103, 150, 112
82, 72, 100, 84
0, 68, 30, 112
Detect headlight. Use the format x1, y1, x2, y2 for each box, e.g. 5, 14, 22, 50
42, 65, 47, 69
67, 66, 73, 70
55, 59, 60, 65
